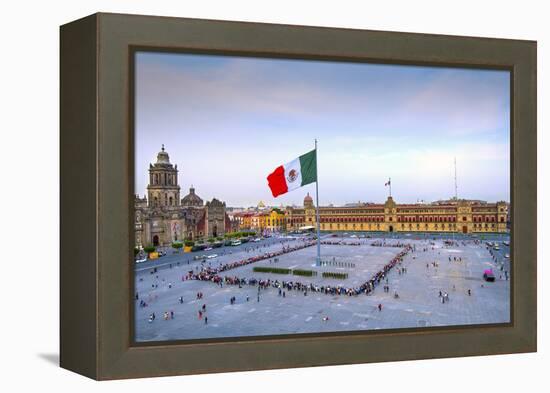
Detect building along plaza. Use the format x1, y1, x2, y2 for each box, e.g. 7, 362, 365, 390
134, 232, 510, 342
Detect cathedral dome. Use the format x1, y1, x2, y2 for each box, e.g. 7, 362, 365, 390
156, 144, 171, 165
181, 186, 203, 207
304, 193, 313, 203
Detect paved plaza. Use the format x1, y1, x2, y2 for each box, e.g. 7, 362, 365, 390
134, 233, 511, 342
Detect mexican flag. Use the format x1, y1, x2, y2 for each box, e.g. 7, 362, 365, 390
267, 149, 317, 197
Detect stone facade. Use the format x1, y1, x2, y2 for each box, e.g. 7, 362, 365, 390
205, 198, 226, 238
135, 146, 231, 247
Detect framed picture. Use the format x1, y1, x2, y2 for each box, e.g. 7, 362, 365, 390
60, 13, 537, 380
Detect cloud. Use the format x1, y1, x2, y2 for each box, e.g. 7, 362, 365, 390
401, 69, 510, 136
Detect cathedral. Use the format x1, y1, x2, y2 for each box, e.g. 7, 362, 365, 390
134, 145, 231, 247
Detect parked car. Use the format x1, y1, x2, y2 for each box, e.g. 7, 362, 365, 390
191, 244, 207, 252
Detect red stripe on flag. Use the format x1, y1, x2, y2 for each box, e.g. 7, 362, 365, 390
267, 165, 288, 197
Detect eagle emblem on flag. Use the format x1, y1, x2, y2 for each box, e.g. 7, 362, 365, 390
287, 169, 299, 183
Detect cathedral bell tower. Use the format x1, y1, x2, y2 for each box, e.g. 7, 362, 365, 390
147, 145, 181, 208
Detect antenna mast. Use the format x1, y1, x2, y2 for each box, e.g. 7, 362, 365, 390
454, 157, 458, 200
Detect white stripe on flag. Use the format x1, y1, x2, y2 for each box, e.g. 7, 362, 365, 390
283, 158, 302, 191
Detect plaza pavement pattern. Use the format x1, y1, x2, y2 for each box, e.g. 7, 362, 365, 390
134, 233, 510, 342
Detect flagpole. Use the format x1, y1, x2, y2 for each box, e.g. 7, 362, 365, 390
389, 177, 392, 198
315, 139, 321, 266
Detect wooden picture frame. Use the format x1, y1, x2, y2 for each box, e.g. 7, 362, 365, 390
60, 12, 536, 380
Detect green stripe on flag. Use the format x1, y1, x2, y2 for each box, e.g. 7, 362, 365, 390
299, 149, 317, 186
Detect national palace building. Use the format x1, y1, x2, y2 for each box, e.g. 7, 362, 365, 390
283, 194, 509, 234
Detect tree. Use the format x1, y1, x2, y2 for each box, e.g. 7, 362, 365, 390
171, 242, 183, 250
143, 245, 156, 254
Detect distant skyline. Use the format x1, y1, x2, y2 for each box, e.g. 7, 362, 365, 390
135, 51, 510, 207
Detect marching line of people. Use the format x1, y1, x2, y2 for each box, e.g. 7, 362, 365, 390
185, 245, 413, 297
186, 239, 317, 282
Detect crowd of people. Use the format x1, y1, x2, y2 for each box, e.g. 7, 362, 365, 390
319, 259, 355, 268
320, 240, 362, 246
186, 239, 316, 281
186, 244, 413, 297
370, 241, 410, 248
